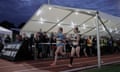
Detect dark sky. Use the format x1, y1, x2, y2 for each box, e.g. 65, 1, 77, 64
0, 0, 120, 26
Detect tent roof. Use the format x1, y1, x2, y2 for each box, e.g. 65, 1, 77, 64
0, 26, 12, 35
21, 4, 120, 39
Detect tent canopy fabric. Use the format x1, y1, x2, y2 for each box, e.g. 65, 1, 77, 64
21, 4, 120, 39
0, 26, 12, 35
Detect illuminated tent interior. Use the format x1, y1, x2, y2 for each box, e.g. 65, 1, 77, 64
21, 4, 120, 39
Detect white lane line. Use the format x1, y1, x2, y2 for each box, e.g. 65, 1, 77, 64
0, 54, 118, 69
18, 54, 117, 65
0, 57, 95, 69
61, 65, 98, 72
40, 56, 120, 69
19, 57, 96, 65
13, 56, 120, 72
9, 57, 97, 67
19, 54, 120, 66
13, 68, 39, 72
0, 55, 120, 72
12, 60, 97, 72
61, 61, 120, 72
13, 68, 51, 72
14, 54, 117, 66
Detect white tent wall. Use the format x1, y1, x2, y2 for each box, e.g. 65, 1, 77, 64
0, 26, 12, 35
83, 18, 108, 36
83, 12, 120, 39
99, 11, 120, 23
21, 4, 120, 39
98, 13, 120, 39
0, 26, 12, 38
0, 26, 13, 43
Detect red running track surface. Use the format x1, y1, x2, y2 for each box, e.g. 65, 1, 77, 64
0, 53, 120, 72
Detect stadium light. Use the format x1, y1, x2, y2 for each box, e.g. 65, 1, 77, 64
36, 10, 42, 16
83, 24, 86, 29
74, 12, 79, 15
48, 7, 52, 10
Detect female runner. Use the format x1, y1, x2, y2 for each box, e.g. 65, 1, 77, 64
50, 27, 66, 66
68, 27, 80, 67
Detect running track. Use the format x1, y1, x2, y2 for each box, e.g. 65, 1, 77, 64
0, 53, 120, 72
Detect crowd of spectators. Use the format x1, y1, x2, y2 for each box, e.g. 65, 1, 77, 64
0, 31, 120, 59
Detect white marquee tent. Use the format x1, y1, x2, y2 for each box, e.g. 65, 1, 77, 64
0, 26, 12, 35
21, 4, 120, 39
21, 4, 120, 68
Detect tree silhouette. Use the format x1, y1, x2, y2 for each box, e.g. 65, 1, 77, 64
0, 20, 16, 29
18, 22, 26, 29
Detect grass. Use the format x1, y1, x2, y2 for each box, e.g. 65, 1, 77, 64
83, 64, 120, 72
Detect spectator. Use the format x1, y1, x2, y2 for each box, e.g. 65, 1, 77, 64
113, 40, 120, 53
22, 33, 29, 41
0, 36, 4, 53
34, 32, 42, 58
86, 36, 93, 56
15, 34, 22, 43
92, 37, 97, 56
80, 37, 88, 57
50, 32, 56, 57
29, 34, 34, 56
42, 32, 50, 57
4, 35, 11, 44
65, 34, 72, 57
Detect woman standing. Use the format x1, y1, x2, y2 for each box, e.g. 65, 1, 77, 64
68, 27, 80, 67
50, 27, 66, 66
34, 32, 42, 58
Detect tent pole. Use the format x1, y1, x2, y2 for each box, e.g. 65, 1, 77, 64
96, 11, 101, 68
48, 0, 50, 5
98, 16, 113, 40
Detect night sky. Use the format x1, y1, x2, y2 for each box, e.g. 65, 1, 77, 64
0, 0, 120, 26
